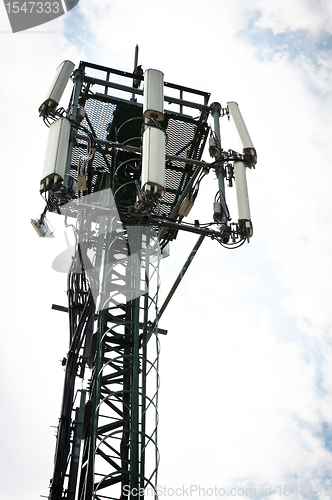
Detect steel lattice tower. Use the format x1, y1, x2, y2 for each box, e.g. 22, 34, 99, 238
34, 55, 256, 500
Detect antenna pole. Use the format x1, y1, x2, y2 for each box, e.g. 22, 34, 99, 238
131, 44, 139, 101
211, 102, 228, 225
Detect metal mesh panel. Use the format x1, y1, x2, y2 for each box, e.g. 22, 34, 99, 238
70, 99, 116, 188
160, 116, 208, 217
165, 118, 197, 157
83, 99, 116, 141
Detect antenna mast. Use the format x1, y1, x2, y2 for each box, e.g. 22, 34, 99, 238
33, 53, 257, 500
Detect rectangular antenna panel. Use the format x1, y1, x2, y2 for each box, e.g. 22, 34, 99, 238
227, 101, 255, 150
143, 69, 164, 121
234, 160, 251, 221
40, 117, 71, 191
39, 60, 75, 116
141, 126, 165, 196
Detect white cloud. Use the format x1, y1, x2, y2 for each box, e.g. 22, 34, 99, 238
250, 0, 332, 34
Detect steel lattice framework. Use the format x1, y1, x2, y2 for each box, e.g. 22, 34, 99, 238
78, 225, 161, 500
46, 61, 212, 500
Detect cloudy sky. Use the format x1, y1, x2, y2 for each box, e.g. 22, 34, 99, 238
0, 0, 331, 499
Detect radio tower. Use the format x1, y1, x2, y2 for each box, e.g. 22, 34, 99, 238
32, 46, 256, 500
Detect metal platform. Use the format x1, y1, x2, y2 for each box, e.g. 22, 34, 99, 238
69, 61, 211, 226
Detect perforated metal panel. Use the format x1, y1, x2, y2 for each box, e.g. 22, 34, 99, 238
85, 98, 116, 140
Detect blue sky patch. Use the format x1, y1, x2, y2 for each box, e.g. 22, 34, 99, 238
63, 4, 94, 56
238, 11, 332, 64
320, 421, 332, 452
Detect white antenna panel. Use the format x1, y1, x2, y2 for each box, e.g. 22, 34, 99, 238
234, 160, 251, 224
143, 69, 164, 121
227, 101, 256, 162
40, 118, 71, 192
141, 126, 165, 196
39, 60, 75, 116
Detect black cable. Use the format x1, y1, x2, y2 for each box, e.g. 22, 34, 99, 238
217, 237, 246, 249
42, 105, 97, 154
50, 232, 97, 500
50, 284, 95, 500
